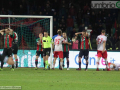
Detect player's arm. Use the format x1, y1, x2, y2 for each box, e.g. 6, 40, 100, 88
102, 41, 106, 53
96, 37, 98, 45
75, 32, 82, 36
0, 29, 6, 35
37, 39, 42, 45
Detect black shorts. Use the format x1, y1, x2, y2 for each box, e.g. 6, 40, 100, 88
12, 44, 18, 54
43, 48, 51, 56
36, 51, 43, 58
63, 52, 69, 58
3, 48, 12, 57
79, 49, 89, 60
0, 54, 5, 62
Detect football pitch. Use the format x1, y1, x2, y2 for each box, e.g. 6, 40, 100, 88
0, 68, 120, 90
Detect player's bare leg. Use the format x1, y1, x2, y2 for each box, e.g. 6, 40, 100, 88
53, 58, 57, 69
60, 58, 63, 70
66, 58, 69, 70
14, 54, 18, 68
96, 57, 101, 71
35, 56, 39, 70
76, 57, 81, 70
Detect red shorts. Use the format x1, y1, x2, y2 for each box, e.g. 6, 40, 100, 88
97, 50, 107, 58
54, 51, 63, 58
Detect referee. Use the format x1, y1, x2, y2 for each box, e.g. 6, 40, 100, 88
42, 31, 53, 70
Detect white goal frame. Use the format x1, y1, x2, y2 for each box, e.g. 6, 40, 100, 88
0, 15, 53, 68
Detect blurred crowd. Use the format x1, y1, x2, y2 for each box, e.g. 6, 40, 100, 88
0, 0, 120, 50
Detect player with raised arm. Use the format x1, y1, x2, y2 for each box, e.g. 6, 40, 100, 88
9, 29, 18, 68
75, 30, 89, 71
96, 30, 110, 71
42, 31, 53, 70
62, 32, 71, 70
0, 28, 14, 71
35, 33, 43, 70
53, 30, 64, 70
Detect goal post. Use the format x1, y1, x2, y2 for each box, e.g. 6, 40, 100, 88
0, 15, 53, 68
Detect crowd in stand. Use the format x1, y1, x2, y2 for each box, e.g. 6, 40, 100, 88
0, 0, 120, 50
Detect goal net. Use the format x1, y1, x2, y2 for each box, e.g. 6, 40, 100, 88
0, 15, 53, 68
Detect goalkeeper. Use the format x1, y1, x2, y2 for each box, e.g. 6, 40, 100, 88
42, 31, 53, 70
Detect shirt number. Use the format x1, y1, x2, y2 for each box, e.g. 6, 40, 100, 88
55, 39, 60, 45
98, 38, 103, 44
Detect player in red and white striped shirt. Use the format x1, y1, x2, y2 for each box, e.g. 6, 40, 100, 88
53, 30, 64, 70
96, 30, 110, 71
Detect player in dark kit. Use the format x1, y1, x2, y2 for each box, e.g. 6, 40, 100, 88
35, 33, 43, 70
62, 32, 71, 70
10, 29, 18, 68
75, 30, 89, 71
0, 28, 14, 71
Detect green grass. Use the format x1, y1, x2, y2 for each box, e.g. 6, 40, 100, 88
0, 68, 120, 90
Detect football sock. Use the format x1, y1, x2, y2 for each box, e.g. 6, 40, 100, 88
12, 65, 14, 69
60, 62, 63, 68
86, 63, 88, 69
1, 61, 4, 69
63, 60, 64, 67
59, 59, 60, 69
35, 59, 38, 67
45, 60, 48, 69
67, 61, 69, 68
44, 62, 45, 68
105, 60, 108, 68
79, 61, 81, 68
97, 58, 100, 68
15, 59, 18, 67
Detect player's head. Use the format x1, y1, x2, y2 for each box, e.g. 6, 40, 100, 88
57, 30, 62, 36
63, 32, 67, 38
44, 31, 48, 37
82, 30, 86, 36
39, 33, 43, 38
101, 30, 105, 35
57, 29, 62, 34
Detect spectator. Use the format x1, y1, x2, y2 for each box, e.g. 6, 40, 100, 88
90, 11, 96, 26
83, 3, 89, 14
45, 3, 51, 13
59, 5, 67, 18
77, 9, 82, 25
78, 23, 85, 32
67, 15, 74, 36
52, 0, 59, 11
0, 8, 6, 15
53, 12, 58, 20
116, 36, 120, 50
117, 24, 120, 36
110, 35, 117, 50
106, 14, 112, 36
53, 18, 58, 29
72, 35, 78, 49
69, 5, 76, 18
33, 23, 43, 37
71, 28, 76, 38
39, 11, 42, 15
